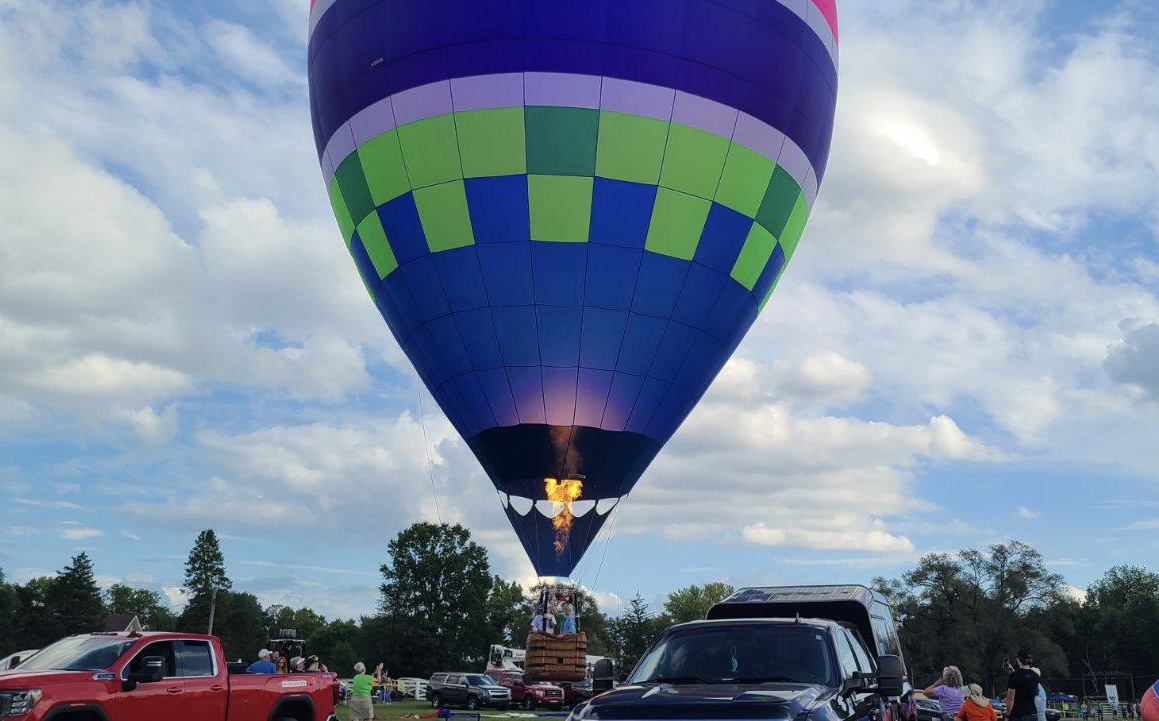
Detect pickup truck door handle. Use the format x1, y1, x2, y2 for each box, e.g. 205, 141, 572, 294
211, 685, 225, 692
167, 686, 182, 694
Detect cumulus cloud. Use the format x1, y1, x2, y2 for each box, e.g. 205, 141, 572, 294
1017, 506, 1041, 520
0, 0, 1158, 619
1104, 320, 1159, 400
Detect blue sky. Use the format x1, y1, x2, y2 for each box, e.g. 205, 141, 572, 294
1, 0, 1158, 622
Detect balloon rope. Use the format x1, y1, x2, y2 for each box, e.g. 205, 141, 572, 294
417, 381, 443, 524
589, 496, 626, 595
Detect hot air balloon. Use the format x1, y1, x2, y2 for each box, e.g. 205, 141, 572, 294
307, 0, 839, 579
1143, 681, 1159, 721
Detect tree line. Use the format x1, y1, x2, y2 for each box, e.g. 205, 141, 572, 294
0, 523, 731, 677
874, 541, 1159, 697
5, 527, 1150, 693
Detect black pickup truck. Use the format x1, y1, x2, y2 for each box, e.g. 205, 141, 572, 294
570, 585, 912, 721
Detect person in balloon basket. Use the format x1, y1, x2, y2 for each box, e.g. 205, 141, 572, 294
1003, 651, 1042, 721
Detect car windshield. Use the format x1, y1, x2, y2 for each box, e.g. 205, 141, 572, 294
629, 624, 836, 687
17, 636, 134, 672
468, 674, 498, 686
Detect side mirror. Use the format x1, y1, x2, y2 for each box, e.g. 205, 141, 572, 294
843, 672, 873, 694
128, 657, 166, 684
591, 659, 616, 693
874, 655, 906, 698
615, 672, 628, 684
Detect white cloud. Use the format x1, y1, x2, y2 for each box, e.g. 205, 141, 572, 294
1017, 506, 1041, 520
59, 522, 104, 541
1104, 320, 1159, 400
206, 20, 303, 89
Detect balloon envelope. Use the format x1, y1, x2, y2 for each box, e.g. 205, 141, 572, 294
308, 0, 839, 576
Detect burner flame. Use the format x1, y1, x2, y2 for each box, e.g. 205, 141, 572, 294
544, 477, 583, 554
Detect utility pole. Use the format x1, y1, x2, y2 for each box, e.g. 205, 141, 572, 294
207, 587, 220, 635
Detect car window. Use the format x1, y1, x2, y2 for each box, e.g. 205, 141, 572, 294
17, 637, 133, 672
181, 641, 215, 677
835, 631, 860, 678
432, 673, 446, 683
847, 631, 875, 673
126, 641, 178, 678
631, 624, 836, 686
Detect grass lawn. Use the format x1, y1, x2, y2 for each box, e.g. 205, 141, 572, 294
332, 699, 569, 721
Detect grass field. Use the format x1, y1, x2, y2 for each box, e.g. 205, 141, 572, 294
332, 699, 568, 721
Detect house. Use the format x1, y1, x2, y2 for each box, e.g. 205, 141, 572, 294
102, 613, 143, 633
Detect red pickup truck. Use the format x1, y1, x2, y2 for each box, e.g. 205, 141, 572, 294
0, 631, 338, 721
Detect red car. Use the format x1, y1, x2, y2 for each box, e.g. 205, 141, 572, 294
0, 631, 339, 721
490, 670, 564, 710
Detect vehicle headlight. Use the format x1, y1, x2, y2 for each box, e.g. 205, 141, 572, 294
3, 689, 43, 716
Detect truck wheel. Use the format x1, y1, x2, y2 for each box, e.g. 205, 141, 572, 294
431, 693, 442, 708
468, 696, 479, 710
523, 695, 536, 711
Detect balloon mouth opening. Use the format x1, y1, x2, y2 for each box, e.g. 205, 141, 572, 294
501, 492, 618, 520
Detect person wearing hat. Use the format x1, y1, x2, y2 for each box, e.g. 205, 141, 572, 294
957, 684, 999, 721
246, 648, 277, 674
1005, 650, 1042, 721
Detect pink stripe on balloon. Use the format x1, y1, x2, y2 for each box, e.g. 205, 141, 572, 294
809, 0, 838, 43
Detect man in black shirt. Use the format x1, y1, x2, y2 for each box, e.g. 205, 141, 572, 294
1004, 650, 1041, 721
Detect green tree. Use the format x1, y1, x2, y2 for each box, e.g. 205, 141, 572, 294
104, 584, 176, 631
308, 618, 359, 674
609, 593, 664, 671
178, 529, 232, 635
874, 540, 1066, 695
53, 552, 104, 635
0, 568, 23, 655
661, 582, 735, 625
379, 522, 494, 676
12, 577, 61, 648
214, 591, 268, 662
485, 576, 527, 647
1082, 565, 1159, 679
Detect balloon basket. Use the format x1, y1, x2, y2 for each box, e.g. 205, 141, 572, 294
524, 631, 587, 682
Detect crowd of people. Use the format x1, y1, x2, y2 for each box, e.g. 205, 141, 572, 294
244, 647, 330, 674
530, 587, 580, 635
923, 651, 1147, 721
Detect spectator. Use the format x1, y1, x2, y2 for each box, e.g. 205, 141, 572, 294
350, 662, 376, 721
246, 649, 277, 674
532, 611, 546, 633
1030, 668, 1046, 721
305, 655, 327, 673
957, 684, 999, 721
274, 656, 289, 674
1080, 701, 1088, 721
924, 666, 966, 720
290, 656, 306, 673
1004, 650, 1041, 721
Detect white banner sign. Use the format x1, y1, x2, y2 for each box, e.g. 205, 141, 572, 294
1106, 685, 1120, 707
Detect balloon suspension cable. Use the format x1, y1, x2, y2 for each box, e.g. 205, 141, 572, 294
417, 380, 442, 524
589, 494, 626, 596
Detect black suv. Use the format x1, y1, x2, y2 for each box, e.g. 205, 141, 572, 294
427, 672, 512, 710
572, 585, 911, 721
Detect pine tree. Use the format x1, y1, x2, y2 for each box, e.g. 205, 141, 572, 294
183, 529, 231, 595
53, 552, 105, 634
178, 529, 232, 635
